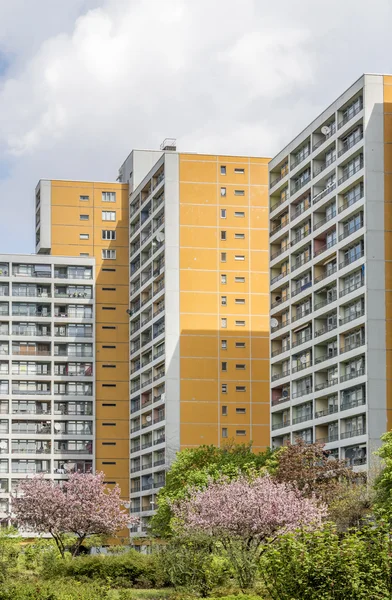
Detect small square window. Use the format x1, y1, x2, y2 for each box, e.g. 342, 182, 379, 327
235, 255, 245, 261
221, 209, 227, 218
236, 364, 246, 370
235, 233, 245, 239
221, 318, 227, 328
221, 362, 227, 371
236, 385, 246, 392
221, 296, 227, 306
222, 405, 228, 416
221, 166, 226, 175
80, 214, 89, 221
79, 233, 89, 240
80, 253, 89, 257
221, 231, 227, 241
222, 427, 228, 438
235, 320, 245, 327
234, 211, 245, 217
221, 384, 227, 393
220, 187, 227, 197
102, 249, 116, 259
235, 342, 246, 348
234, 168, 245, 174
221, 274, 227, 284
235, 298, 245, 304
235, 276, 245, 283
102, 211, 116, 221
221, 252, 227, 262
221, 339, 227, 350
234, 190, 245, 196
236, 430, 246, 436
102, 230, 116, 240
236, 407, 246, 414
80, 195, 89, 201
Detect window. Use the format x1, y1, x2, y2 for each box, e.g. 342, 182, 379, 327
234, 211, 245, 217
102, 326, 116, 329
102, 306, 116, 310
235, 255, 245, 261
221, 274, 227, 284
80, 215, 89, 221
102, 211, 116, 221
80, 195, 89, 201
80, 253, 89, 257
234, 190, 245, 196
221, 252, 227, 262
220, 187, 226, 197
235, 233, 245, 239
221, 231, 227, 241
102, 423, 116, 426
221, 296, 227, 306
102, 442, 116, 446
235, 298, 245, 304
102, 268, 116, 272
102, 365, 116, 368
221, 362, 227, 371
235, 342, 245, 348
236, 407, 246, 414
221, 318, 227, 328
235, 276, 245, 283
235, 320, 245, 326
102, 249, 116, 259
236, 364, 246, 370
222, 405, 228, 416
234, 168, 245, 174
79, 234, 89, 240
236, 430, 246, 436
102, 192, 116, 202
102, 230, 116, 240
102, 403, 116, 406
222, 428, 228, 438
220, 166, 226, 175
221, 384, 227, 393
236, 385, 246, 392
102, 287, 116, 291
220, 209, 227, 218
221, 339, 227, 350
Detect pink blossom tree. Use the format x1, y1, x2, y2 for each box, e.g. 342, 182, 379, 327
12, 472, 136, 557
172, 475, 327, 589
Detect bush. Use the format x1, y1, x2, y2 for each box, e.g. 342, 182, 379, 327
0, 579, 109, 600
42, 550, 168, 589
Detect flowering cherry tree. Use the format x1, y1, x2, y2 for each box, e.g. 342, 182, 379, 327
172, 475, 327, 589
12, 472, 135, 557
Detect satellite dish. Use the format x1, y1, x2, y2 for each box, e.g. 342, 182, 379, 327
300, 355, 307, 364
270, 318, 279, 328
321, 126, 331, 136
0, 441, 7, 449
155, 232, 165, 243
282, 389, 289, 397
54, 423, 62, 431
275, 295, 282, 303
146, 415, 152, 422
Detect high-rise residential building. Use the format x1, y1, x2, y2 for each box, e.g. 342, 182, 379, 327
119, 145, 270, 536
35, 179, 130, 498
268, 73, 392, 469
0, 254, 95, 519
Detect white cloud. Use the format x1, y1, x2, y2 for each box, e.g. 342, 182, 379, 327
0, 0, 391, 252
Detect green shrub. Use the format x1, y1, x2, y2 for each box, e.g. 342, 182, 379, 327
42, 550, 168, 589
0, 579, 109, 600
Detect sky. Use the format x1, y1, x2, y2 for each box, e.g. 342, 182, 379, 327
0, 0, 391, 253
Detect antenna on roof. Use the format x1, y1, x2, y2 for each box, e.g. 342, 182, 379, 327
160, 138, 177, 151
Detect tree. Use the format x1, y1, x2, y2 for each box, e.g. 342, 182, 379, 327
151, 441, 273, 537
269, 438, 355, 504
374, 430, 392, 523
13, 472, 135, 558
172, 474, 326, 590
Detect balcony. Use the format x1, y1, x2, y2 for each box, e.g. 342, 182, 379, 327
270, 218, 289, 238
337, 100, 363, 129
270, 165, 289, 189
338, 188, 364, 214
271, 345, 290, 358
313, 183, 336, 205
313, 153, 336, 177
315, 348, 338, 364
271, 370, 290, 382
317, 433, 339, 443
339, 277, 364, 298
292, 332, 312, 348
292, 413, 313, 425
340, 337, 365, 354
291, 148, 310, 170
292, 388, 312, 400
341, 396, 366, 411
291, 254, 311, 273
338, 159, 363, 186
340, 367, 365, 383
338, 218, 363, 242
292, 360, 312, 374
271, 319, 290, 333
338, 131, 363, 158
291, 173, 311, 195
339, 248, 364, 270
315, 378, 338, 392
313, 210, 337, 232
271, 395, 290, 407
271, 269, 290, 285
315, 405, 339, 419
271, 244, 289, 261
291, 281, 312, 298
314, 237, 336, 258
341, 427, 366, 440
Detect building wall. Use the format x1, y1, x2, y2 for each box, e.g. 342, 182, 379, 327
45, 180, 130, 497
384, 76, 392, 430
178, 154, 270, 452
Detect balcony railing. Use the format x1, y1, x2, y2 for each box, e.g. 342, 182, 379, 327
340, 367, 365, 383
291, 148, 310, 170
317, 434, 339, 444
271, 244, 289, 261
338, 189, 364, 214
291, 173, 311, 195
313, 154, 336, 176
271, 294, 290, 309
315, 405, 338, 418
291, 228, 311, 247
270, 218, 289, 237
271, 370, 290, 382
338, 131, 363, 158
338, 160, 363, 186
272, 420, 291, 431
315, 348, 338, 364
271, 319, 290, 333
291, 281, 312, 298
313, 210, 336, 232
338, 219, 363, 241
292, 332, 312, 348
292, 388, 312, 399
341, 396, 366, 411
292, 413, 313, 425
271, 395, 290, 407
313, 237, 337, 258
340, 337, 365, 354
313, 183, 336, 205
315, 378, 338, 391
292, 361, 312, 374
341, 427, 366, 440
271, 269, 290, 285
314, 321, 337, 337
339, 248, 364, 270
337, 100, 363, 129
339, 277, 364, 298
270, 166, 289, 189
291, 254, 311, 273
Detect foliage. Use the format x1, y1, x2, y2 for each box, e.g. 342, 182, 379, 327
0, 578, 111, 600
374, 430, 392, 523
42, 549, 168, 589
269, 438, 355, 504
328, 479, 374, 531
0, 526, 21, 580
172, 474, 326, 590
151, 442, 273, 537
13, 472, 135, 558
160, 533, 230, 597
260, 523, 392, 600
